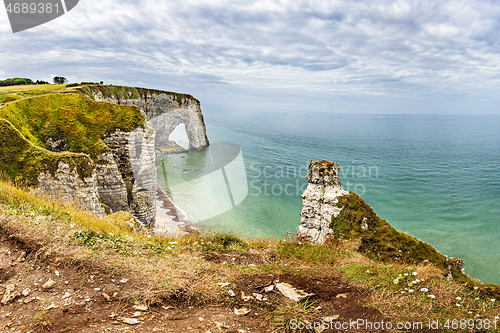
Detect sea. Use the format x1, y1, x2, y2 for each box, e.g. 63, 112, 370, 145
159, 111, 500, 285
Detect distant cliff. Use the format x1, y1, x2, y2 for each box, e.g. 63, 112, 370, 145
81, 85, 209, 150
0, 85, 209, 228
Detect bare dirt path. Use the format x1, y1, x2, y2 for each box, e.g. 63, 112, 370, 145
0, 234, 267, 333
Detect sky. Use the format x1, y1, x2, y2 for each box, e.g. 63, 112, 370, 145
1, 0, 500, 115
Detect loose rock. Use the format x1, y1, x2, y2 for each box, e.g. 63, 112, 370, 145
133, 304, 148, 311
276, 282, 313, 302
1, 284, 20, 304
42, 278, 56, 289
234, 308, 251, 316
123, 318, 141, 325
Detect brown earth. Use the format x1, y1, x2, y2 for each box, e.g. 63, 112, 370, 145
0, 234, 266, 333
0, 234, 443, 333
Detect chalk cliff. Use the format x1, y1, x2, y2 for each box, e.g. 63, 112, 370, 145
0, 85, 211, 227
86, 86, 209, 151
298, 160, 348, 243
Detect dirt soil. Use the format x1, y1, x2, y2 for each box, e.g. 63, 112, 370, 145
0, 236, 443, 333
0, 235, 267, 333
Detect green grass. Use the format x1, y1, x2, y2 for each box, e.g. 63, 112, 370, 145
276, 241, 350, 265
332, 192, 450, 267
0, 119, 95, 186
0, 84, 71, 106
79, 84, 199, 104
0, 93, 146, 185
0, 93, 144, 158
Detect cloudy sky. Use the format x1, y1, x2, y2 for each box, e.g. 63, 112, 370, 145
1, 0, 500, 114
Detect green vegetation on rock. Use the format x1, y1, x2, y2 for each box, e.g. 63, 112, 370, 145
0, 119, 94, 185
80, 84, 199, 104
330, 192, 461, 274
0, 92, 146, 186
0, 93, 144, 160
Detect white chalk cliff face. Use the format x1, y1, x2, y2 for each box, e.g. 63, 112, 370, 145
101, 124, 157, 227
299, 160, 348, 243
37, 158, 105, 217
93, 91, 209, 150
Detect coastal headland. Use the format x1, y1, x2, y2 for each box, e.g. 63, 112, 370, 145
0, 82, 498, 332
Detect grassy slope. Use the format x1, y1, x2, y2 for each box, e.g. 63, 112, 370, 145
0, 93, 144, 158
0, 92, 145, 185
0, 84, 69, 106
0, 119, 94, 185
0, 179, 498, 332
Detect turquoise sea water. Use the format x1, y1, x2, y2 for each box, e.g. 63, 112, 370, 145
162, 112, 500, 285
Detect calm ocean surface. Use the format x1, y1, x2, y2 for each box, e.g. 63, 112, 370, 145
164, 112, 500, 285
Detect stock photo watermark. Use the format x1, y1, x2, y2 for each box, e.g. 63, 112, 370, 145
3, 0, 79, 33
248, 162, 379, 196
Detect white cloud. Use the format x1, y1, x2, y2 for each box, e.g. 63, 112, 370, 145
1, 0, 500, 112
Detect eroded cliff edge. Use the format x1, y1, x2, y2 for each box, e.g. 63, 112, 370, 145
0, 85, 210, 228
81, 85, 209, 151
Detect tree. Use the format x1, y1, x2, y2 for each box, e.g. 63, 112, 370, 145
53, 76, 68, 84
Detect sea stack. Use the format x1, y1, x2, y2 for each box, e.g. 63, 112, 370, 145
298, 160, 348, 243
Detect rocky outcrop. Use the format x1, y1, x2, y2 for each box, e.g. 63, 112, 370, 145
1, 86, 209, 229
298, 160, 348, 243
37, 158, 105, 216
91, 88, 209, 151
101, 124, 157, 227
299, 160, 469, 282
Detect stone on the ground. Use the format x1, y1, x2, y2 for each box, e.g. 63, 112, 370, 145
123, 318, 141, 325
1, 284, 20, 304
42, 278, 56, 289
234, 308, 251, 316
323, 315, 340, 322
133, 304, 148, 311
276, 282, 313, 302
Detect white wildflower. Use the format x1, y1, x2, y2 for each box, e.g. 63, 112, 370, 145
393, 279, 399, 284
409, 289, 414, 293
404, 273, 409, 276
456, 303, 462, 307
456, 297, 462, 301
428, 295, 435, 299
412, 272, 418, 276
420, 288, 429, 292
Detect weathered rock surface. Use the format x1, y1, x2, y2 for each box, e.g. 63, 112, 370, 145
1, 284, 20, 304
298, 160, 348, 243
38, 159, 105, 217
93, 90, 208, 150
102, 124, 157, 227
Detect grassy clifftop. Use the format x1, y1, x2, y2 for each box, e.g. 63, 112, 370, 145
0, 93, 144, 158
0, 118, 94, 186
0, 92, 146, 185
79, 84, 200, 105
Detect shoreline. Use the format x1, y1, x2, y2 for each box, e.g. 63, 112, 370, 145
154, 185, 198, 237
